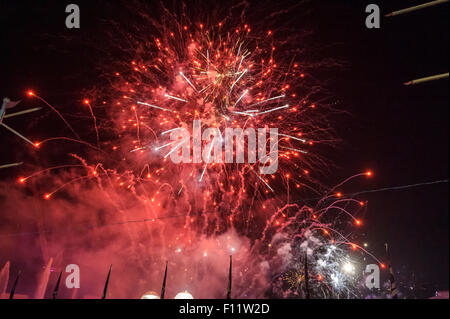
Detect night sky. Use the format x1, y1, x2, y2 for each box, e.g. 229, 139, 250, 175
1, 0, 448, 298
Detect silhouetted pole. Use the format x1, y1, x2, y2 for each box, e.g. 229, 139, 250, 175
385, 243, 398, 299
227, 256, 232, 299
404, 73, 449, 86
160, 261, 168, 299
52, 271, 62, 299
304, 252, 310, 299
386, 0, 448, 17
9, 271, 21, 299
101, 265, 112, 299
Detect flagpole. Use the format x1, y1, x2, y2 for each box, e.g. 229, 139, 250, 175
227, 256, 232, 299
101, 265, 112, 299
9, 271, 21, 299
52, 271, 63, 299
404, 73, 449, 86
3, 107, 42, 119
160, 261, 168, 299
304, 252, 310, 299
385, 243, 398, 299
386, 0, 449, 17
0, 122, 36, 146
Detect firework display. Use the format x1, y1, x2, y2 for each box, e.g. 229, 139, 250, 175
0, 1, 448, 302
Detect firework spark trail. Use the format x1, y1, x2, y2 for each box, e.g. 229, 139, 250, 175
17, 165, 87, 183
165, 94, 188, 103
230, 69, 248, 93
6, 5, 382, 298
179, 71, 198, 92
83, 100, 100, 147
154, 140, 179, 151
43, 175, 94, 200
232, 89, 248, 107
256, 104, 290, 115
251, 168, 274, 192
163, 138, 188, 159
2, 107, 42, 119
246, 95, 286, 108
28, 92, 80, 140
161, 127, 182, 135
132, 105, 141, 146
137, 101, 175, 113
199, 132, 220, 182
36, 137, 104, 153
280, 146, 308, 154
